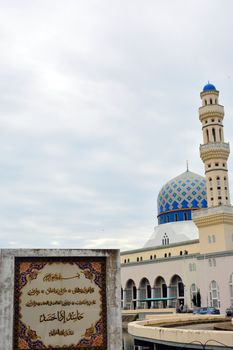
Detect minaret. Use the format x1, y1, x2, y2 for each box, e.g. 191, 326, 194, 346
199, 83, 230, 207
193, 83, 233, 253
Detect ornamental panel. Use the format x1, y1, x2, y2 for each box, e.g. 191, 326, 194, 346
14, 257, 107, 350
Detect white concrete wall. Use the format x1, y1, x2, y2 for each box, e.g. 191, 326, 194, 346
121, 253, 233, 313
128, 314, 233, 348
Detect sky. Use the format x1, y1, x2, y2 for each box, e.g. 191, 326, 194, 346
1, 0, 233, 251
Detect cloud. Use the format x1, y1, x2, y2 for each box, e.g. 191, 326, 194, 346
1, 0, 233, 250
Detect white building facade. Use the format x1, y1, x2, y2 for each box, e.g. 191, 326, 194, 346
121, 83, 233, 314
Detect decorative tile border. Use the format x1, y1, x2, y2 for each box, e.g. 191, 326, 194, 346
14, 256, 107, 350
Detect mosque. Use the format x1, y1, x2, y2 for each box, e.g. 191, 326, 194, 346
120, 83, 233, 313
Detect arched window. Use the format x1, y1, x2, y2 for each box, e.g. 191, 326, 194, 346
209, 177, 212, 190
170, 275, 184, 307
139, 278, 151, 309
125, 279, 136, 309
210, 98, 212, 104
219, 128, 222, 141
229, 273, 233, 306
154, 276, 167, 307
224, 177, 227, 187
212, 128, 216, 142
175, 213, 178, 221
190, 283, 198, 307
162, 233, 169, 245
164, 253, 167, 258
206, 129, 209, 143
184, 212, 188, 221
209, 280, 220, 308
217, 176, 220, 187
205, 99, 207, 105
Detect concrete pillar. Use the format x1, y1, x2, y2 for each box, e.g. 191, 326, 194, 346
151, 288, 155, 308
136, 288, 140, 309
123, 289, 127, 309
167, 286, 171, 307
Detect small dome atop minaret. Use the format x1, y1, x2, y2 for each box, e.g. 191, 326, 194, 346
203, 82, 216, 92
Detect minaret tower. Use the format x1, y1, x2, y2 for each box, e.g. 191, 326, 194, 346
193, 83, 233, 253
199, 83, 230, 207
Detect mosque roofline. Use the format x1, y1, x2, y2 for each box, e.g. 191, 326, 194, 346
120, 239, 199, 255
121, 249, 233, 269
121, 253, 199, 267
197, 249, 233, 259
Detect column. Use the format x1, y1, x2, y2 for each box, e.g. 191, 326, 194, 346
123, 289, 127, 309
136, 288, 140, 309
167, 286, 171, 308
151, 288, 156, 309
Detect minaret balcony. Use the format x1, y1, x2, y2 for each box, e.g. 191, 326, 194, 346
200, 142, 230, 161
199, 104, 224, 120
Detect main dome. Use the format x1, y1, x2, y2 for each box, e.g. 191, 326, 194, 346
157, 170, 207, 224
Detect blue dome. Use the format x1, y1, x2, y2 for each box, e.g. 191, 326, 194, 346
203, 83, 216, 92
157, 170, 207, 225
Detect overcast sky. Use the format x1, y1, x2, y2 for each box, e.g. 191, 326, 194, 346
1, 0, 233, 251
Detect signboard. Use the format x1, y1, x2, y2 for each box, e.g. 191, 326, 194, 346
14, 257, 107, 349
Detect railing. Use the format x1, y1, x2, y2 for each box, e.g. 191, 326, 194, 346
199, 104, 224, 115
200, 142, 230, 152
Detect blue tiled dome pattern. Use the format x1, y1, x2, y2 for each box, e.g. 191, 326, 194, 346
157, 170, 207, 224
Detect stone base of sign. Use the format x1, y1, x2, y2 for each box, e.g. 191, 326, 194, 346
0, 249, 122, 350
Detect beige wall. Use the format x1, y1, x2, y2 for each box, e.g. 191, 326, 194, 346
121, 241, 199, 264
